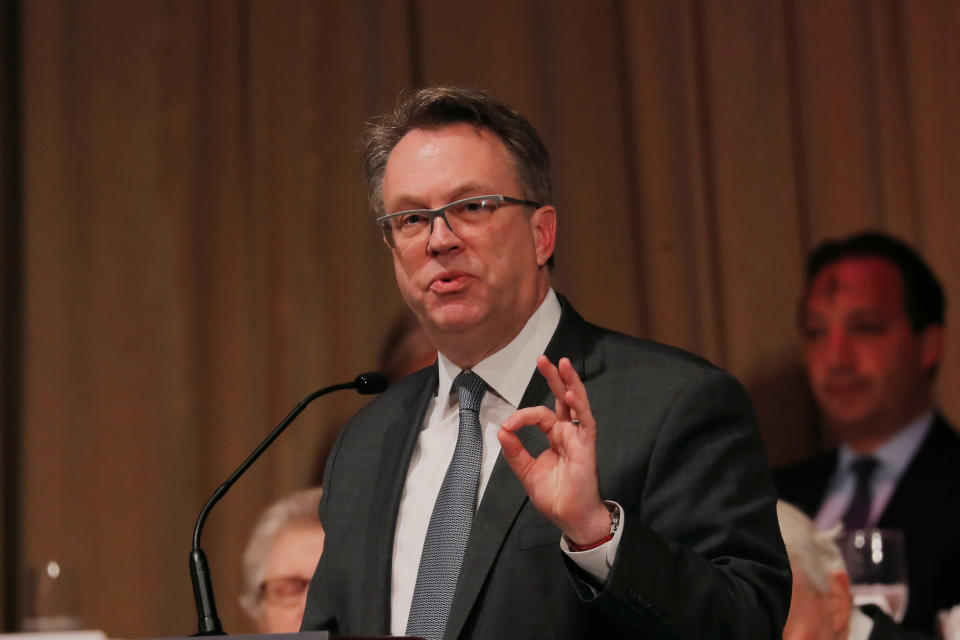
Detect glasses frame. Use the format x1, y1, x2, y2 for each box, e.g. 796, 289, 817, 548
376, 194, 541, 248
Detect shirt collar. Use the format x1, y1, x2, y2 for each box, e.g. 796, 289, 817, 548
436, 289, 562, 408
838, 408, 934, 477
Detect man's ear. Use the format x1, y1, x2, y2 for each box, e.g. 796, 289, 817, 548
530, 205, 557, 267
826, 571, 852, 635
919, 324, 945, 372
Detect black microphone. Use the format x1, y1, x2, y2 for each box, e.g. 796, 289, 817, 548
189, 371, 388, 635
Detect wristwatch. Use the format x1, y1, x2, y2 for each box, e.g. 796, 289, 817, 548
567, 501, 620, 552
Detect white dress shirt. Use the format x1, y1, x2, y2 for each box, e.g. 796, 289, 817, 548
389, 289, 623, 634
815, 410, 934, 531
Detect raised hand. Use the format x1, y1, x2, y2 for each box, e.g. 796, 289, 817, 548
498, 355, 611, 545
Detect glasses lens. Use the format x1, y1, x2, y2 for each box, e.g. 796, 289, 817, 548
386, 211, 432, 245
444, 196, 499, 234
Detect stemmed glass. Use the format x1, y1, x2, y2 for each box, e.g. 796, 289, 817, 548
838, 528, 909, 622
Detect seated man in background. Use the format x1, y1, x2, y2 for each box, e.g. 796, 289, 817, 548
775, 231, 960, 632
778, 500, 930, 640
240, 487, 325, 633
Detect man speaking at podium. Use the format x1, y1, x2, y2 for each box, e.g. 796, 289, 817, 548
301, 86, 790, 639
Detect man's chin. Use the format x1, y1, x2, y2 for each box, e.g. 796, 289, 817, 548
817, 388, 875, 421
423, 304, 485, 335
824, 407, 887, 443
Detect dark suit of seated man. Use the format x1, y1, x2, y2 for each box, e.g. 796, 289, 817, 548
775, 232, 960, 633
301, 85, 791, 639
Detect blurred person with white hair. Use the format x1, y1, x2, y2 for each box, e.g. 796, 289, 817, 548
778, 500, 931, 640
240, 487, 325, 633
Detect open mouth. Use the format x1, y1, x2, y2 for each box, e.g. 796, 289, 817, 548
431, 273, 469, 292
824, 379, 869, 398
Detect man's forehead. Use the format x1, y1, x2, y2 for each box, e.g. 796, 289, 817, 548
383, 123, 517, 206
389, 123, 505, 163
805, 257, 905, 313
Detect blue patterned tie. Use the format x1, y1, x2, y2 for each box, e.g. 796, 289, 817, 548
406, 370, 487, 640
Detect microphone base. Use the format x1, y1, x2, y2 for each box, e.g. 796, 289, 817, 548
189, 549, 225, 636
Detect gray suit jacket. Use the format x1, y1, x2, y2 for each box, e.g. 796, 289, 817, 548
302, 297, 791, 638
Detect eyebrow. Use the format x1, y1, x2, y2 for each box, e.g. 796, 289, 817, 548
799, 307, 891, 326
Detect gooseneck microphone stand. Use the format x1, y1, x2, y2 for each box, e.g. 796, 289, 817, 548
189, 372, 388, 635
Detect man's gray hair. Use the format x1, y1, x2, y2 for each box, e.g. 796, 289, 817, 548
777, 500, 847, 593
360, 85, 553, 218
239, 487, 324, 621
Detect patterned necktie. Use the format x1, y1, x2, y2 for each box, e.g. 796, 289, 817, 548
842, 456, 879, 531
406, 370, 487, 640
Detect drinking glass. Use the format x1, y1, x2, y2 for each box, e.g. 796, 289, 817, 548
838, 528, 909, 622
20, 561, 82, 632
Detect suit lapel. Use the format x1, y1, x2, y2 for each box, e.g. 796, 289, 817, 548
366, 366, 438, 632
877, 415, 948, 528
444, 298, 591, 640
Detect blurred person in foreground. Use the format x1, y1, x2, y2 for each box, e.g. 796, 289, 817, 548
778, 500, 931, 640
775, 232, 960, 632
240, 487, 325, 633
300, 85, 789, 639
311, 309, 435, 486
379, 309, 437, 382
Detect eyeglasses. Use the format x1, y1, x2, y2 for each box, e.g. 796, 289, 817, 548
259, 576, 310, 608
376, 194, 540, 249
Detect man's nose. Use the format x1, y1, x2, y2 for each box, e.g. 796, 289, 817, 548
825, 328, 856, 367
426, 212, 461, 253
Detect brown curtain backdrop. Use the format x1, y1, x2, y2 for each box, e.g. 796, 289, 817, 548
3, 0, 958, 636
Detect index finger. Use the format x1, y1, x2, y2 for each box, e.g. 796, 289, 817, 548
536, 355, 571, 421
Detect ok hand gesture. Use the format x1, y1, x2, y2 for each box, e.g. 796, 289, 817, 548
498, 355, 611, 546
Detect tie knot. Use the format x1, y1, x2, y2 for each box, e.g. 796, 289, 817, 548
453, 369, 487, 413
850, 456, 878, 480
